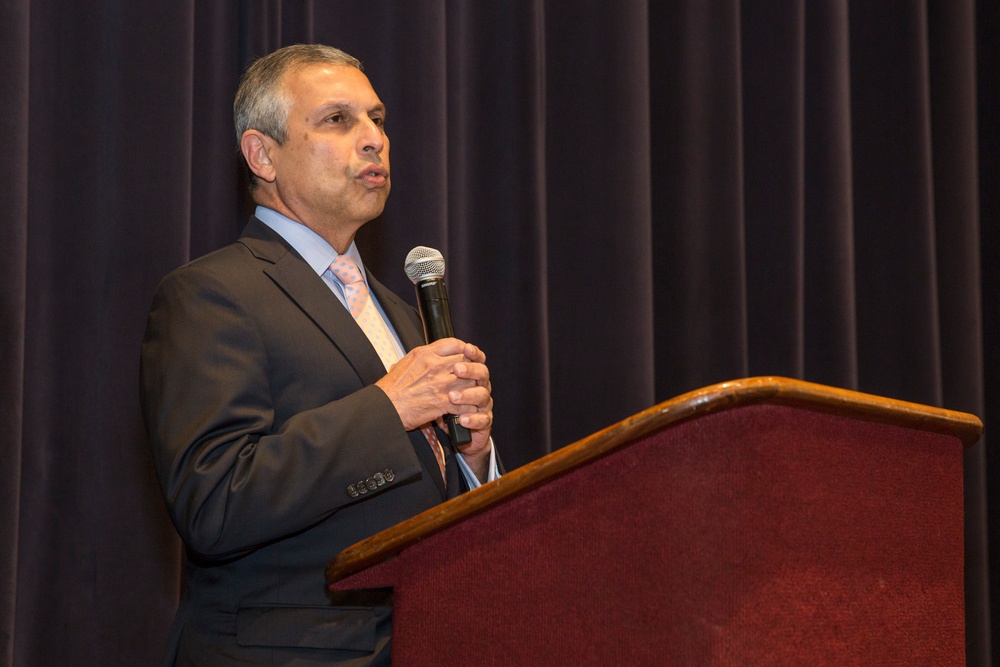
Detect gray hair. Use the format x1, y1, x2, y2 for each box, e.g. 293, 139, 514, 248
234, 44, 363, 148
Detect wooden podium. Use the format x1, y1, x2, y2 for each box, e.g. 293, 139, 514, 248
327, 377, 982, 665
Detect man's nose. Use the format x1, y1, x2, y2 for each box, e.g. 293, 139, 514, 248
358, 118, 385, 154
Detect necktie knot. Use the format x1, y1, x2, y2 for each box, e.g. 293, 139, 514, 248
330, 256, 369, 318
330, 255, 365, 286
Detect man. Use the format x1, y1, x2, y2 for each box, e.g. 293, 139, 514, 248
141, 44, 497, 666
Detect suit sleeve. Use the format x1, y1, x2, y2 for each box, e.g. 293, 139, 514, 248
140, 262, 422, 560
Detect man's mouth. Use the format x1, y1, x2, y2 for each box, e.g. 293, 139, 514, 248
357, 164, 388, 187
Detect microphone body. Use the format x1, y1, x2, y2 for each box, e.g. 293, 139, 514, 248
414, 278, 455, 342
404, 247, 473, 445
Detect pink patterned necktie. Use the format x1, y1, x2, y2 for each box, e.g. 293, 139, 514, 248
329, 255, 447, 483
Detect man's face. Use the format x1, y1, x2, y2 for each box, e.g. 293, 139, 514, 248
266, 63, 391, 234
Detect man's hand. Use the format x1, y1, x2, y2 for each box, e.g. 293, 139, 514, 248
445, 341, 493, 481
375, 339, 493, 479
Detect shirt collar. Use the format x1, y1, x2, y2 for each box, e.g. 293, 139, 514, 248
254, 205, 366, 277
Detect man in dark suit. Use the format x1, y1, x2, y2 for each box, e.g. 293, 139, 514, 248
140, 44, 497, 666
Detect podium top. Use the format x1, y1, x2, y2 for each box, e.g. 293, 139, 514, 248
326, 376, 983, 585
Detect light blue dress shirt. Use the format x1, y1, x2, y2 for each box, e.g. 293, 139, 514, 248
255, 206, 499, 487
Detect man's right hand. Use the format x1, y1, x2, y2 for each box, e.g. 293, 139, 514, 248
375, 338, 482, 431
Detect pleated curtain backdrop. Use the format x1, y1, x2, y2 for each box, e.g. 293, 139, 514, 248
1, 1, 997, 665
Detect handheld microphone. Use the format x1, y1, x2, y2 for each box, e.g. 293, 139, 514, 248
403, 246, 472, 445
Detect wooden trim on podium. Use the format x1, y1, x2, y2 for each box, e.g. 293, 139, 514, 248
326, 376, 983, 585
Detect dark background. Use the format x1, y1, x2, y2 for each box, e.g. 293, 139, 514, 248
2, 1, 997, 664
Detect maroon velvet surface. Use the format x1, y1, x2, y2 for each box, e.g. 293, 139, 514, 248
333, 405, 965, 665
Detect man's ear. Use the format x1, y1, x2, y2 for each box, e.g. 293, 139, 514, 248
240, 130, 277, 183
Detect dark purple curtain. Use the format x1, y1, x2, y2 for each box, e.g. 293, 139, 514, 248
2, 1, 996, 665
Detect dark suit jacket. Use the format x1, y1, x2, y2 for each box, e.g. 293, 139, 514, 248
141, 217, 466, 666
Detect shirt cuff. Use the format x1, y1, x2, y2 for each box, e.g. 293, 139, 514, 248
456, 438, 500, 489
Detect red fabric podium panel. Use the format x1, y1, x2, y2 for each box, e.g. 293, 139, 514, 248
329, 379, 978, 665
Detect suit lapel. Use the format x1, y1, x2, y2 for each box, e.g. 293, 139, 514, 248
239, 218, 388, 386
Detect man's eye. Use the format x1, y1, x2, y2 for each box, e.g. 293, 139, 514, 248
371, 116, 385, 127
327, 114, 344, 123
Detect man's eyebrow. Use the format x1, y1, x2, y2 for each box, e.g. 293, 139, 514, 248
317, 102, 386, 114
318, 101, 353, 113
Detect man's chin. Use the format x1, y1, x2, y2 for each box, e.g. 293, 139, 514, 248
355, 200, 389, 225
364, 191, 390, 217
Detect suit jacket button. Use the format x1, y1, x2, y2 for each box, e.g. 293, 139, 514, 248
365, 477, 377, 491
347, 484, 359, 498
357, 481, 369, 495
383, 468, 395, 482
373, 472, 386, 486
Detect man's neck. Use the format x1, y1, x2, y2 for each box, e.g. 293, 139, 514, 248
253, 195, 360, 254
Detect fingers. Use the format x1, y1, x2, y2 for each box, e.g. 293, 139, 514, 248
448, 376, 493, 434
448, 385, 490, 412
462, 342, 486, 364
426, 339, 491, 396
458, 413, 492, 434
425, 337, 467, 356
453, 359, 489, 385
425, 338, 486, 366
448, 359, 490, 417
376, 338, 492, 433
453, 401, 492, 434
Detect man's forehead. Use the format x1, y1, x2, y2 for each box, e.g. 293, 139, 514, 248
284, 64, 380, 103
285, 62, 366, 86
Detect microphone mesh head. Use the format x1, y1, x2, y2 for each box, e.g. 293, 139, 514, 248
404, 246, 446, 283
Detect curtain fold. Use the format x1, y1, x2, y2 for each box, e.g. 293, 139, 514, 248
191, 2, 250, 258
443, 1, 553, 461
1, 1, 996, 664
926, 1, 990, 658
15, 3, 198, 664
802, 0, 858, 389
0, 2, 30, 664
543, 0, 655, 448
849, 2, 944, 406
976, 2, 1000, 660
742, 1, 806, 379
651, 1, 749, 399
